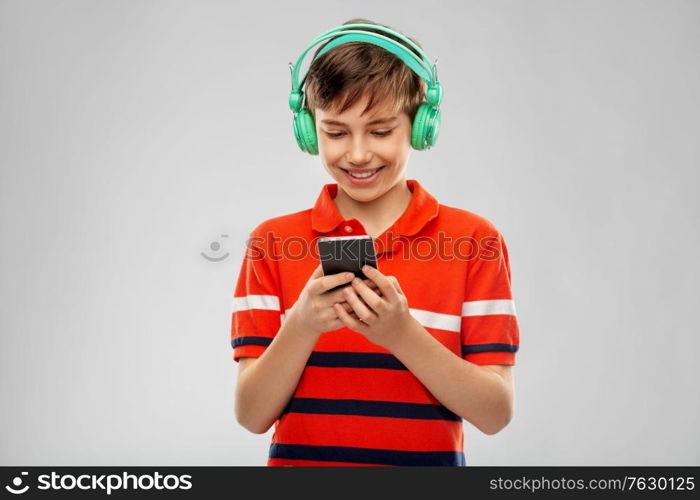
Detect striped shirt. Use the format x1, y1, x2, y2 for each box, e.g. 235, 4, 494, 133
231, 178, 520, 466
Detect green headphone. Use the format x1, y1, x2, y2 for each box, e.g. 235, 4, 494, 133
288, 23, 443, 155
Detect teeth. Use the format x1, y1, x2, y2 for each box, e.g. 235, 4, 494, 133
348, 168, 379, 178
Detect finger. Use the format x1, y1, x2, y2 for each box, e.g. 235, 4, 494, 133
358, 280, 382, 298
388, 276, 404, 296
326, 278, 378, 295
357, 277, 381, 292
334, 302, 367, 332
331, 305, 360, 324
323, 285, 356, 305
340, 280, 384, 309
309, 263, 325, 282
343, 283, 378, 323
350, 277, 384, 313
333, 298, 371, 319
336, 300, 354, 314
315, 270, 355, 294
322, 279, 380, 302
365, 279, 381, 292
361, 265, 399, 303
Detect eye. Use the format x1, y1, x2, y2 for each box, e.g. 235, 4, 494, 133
323, 129, 393, 139
325, 131, 345, 138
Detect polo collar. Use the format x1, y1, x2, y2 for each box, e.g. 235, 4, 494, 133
311, 179, 440, 250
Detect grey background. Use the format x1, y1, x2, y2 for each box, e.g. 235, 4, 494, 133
1, 0, 698, 466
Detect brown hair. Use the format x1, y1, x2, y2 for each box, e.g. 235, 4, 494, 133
303, 18, 426, 123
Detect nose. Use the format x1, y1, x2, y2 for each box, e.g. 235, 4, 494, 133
345, 135, 373, 166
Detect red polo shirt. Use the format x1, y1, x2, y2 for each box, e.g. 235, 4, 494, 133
230, 178, 520, 466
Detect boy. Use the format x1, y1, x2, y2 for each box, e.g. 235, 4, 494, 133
230, 19, 520, 466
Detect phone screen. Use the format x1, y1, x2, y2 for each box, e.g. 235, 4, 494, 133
317, 235, 378, 292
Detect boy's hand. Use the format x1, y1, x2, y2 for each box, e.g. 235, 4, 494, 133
287, 264, 382, 337
333, 279, 383, 316
333, 265, 416, 351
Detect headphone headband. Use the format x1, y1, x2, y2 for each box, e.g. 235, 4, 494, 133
290, 24, 437, 93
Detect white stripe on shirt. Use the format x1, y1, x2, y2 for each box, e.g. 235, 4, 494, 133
462, 299, 517, 317
232, 294, 280, 313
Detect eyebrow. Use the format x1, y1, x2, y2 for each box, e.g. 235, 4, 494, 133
320, 116, 398, 126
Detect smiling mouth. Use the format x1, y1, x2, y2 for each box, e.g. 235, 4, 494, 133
340, 166, 385, 178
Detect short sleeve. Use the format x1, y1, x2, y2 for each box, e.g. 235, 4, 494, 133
460, 226, 520, 365
230, 223, 283, 363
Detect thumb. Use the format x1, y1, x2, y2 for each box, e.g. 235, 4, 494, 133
309, 262, 324, 280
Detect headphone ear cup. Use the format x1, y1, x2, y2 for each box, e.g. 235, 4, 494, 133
423, 106, 441, 149
411, 103, 441, 150
411, 103, 429, 150
293, 108, 319, 155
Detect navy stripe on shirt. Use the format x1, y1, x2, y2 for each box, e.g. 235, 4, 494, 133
232, 343, 411, 371
234, 340, 518, 363
231, 336, 272, 348
306, 351, 408, 370
281, 397, 462, 421
269, 443, 466, 466
461, 343, 519, 355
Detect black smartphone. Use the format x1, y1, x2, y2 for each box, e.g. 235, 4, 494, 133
317, 235, 378, 293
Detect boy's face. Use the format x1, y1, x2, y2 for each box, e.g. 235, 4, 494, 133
314, 93, 412, 203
